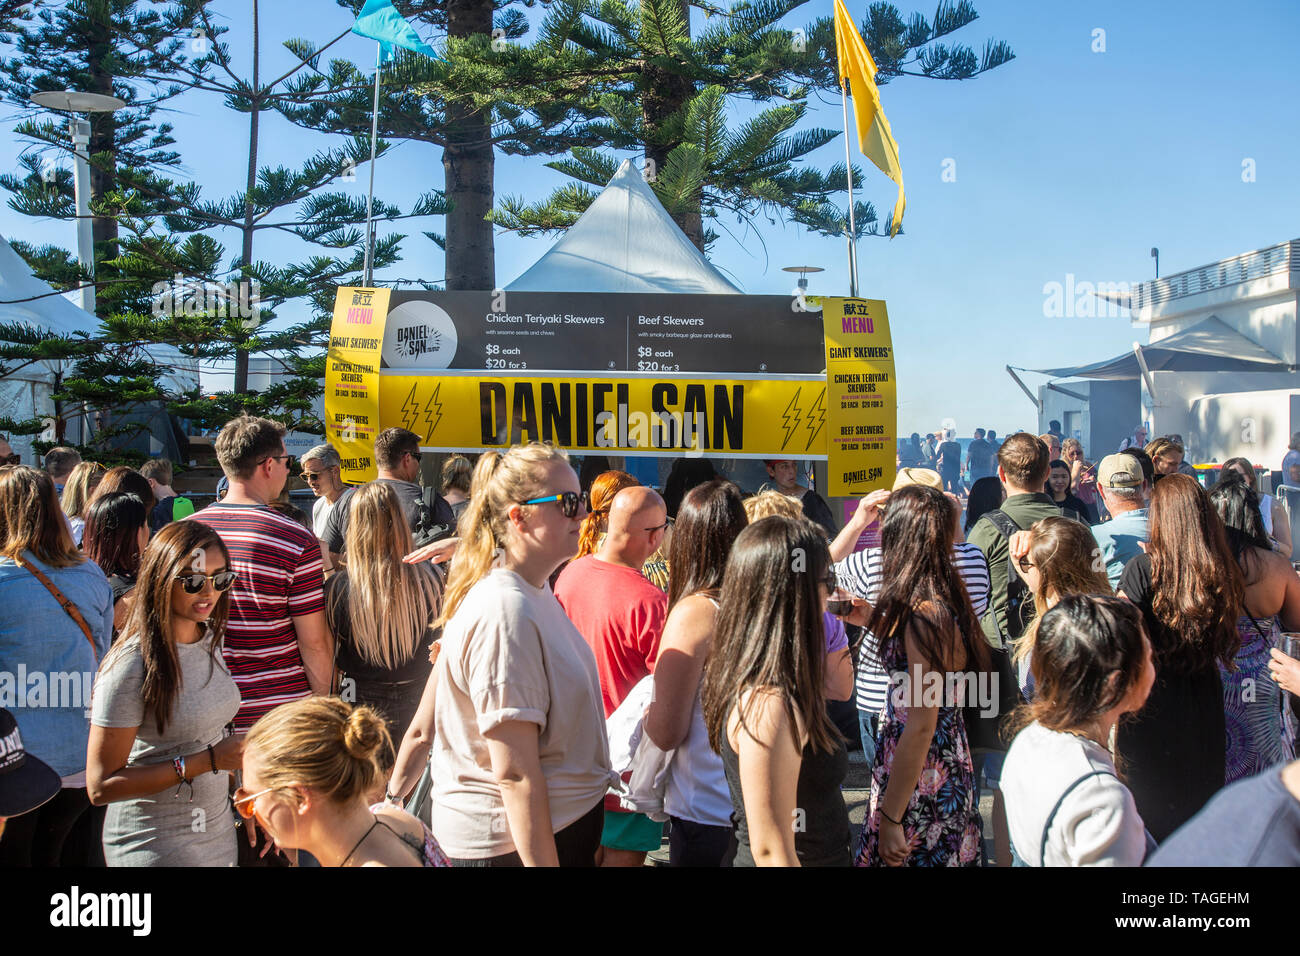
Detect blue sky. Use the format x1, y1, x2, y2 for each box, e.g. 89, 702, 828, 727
2, 0, 1297, 444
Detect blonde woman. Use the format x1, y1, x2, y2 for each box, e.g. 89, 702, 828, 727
61, 460, 107, 546
441, 454, 473, 523
1007, 516, 1112, 697
238, 698, 448, 867
390, 443, 615, 866
325, 482, 444, 749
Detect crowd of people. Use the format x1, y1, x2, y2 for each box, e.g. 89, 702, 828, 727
1, 419, 1299, 868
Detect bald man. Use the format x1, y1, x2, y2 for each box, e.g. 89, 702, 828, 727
554, 485, 669, 867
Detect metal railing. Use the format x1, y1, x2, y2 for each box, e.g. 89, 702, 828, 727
1130, 239, 1298, 312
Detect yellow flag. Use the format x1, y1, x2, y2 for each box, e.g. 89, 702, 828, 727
833, 0, 905, 236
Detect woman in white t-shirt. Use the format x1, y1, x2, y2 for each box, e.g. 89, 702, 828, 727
1001, 594, 1156, 866
389, 443, 615, 866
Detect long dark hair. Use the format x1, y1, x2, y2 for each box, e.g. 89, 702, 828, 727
83, 492, 148, 578
663, 457, 717, 518
701, 516, 839, 755
964, 476, 1004, 533
101, 521, 232, 735
1146, 474, 1241, 671
1008, 595, 1150, 746
869, 484, 989, 675
667, 479, 747, 609
1208, 472, 1271, 586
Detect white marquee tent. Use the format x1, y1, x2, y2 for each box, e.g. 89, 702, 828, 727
0, 235, 198, 462
506, 160, 741, 294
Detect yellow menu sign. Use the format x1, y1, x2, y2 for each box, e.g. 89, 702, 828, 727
325, 287, 391, 482
821, 297, 897, 496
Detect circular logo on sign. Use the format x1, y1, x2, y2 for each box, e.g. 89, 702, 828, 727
382, 300, 458, 369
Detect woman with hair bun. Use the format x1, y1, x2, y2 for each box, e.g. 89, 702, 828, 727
237, 697, 447, 867
1001, 595, 1155, 866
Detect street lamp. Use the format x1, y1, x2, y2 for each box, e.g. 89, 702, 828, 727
29, 90, 127, 314
782, 264, 825, 295
1150, 246, 1159, 279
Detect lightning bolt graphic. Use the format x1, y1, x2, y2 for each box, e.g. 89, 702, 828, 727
400, 383, 421, 432
805, 389, 826, 451
781, 389, 803, 450
423, 383, 443, 438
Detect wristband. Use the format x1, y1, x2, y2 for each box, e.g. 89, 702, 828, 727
385, 786, 404, 808
879, 807, 903, 826
207, 744, 218, 774
172, 755, 186, 782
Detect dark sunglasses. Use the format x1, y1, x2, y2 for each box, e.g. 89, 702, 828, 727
644, 517, 674, 533
301, 468, 334, 483
824, 568, 838, 592
520, 490, 589, 519
259, 454, 295, 469
1017, 556, 1034, 574
0, 454, 19, 465
174, 570, 238, 594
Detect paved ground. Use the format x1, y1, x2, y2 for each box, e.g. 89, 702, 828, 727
647, 747, 997, 865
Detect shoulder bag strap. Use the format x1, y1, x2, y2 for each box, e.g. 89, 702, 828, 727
14, 554, 97, 660
1040, 768, 1116, 865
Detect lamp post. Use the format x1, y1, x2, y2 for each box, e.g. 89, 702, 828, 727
29, 90, 127, 314
1150, 246, 1159, 279
782, 265, 825, 306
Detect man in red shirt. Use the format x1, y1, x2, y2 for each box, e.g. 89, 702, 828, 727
189, 416, 331, 732
555, 485, 668, 866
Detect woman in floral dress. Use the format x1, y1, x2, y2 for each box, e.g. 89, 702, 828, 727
841, 484, 987, 867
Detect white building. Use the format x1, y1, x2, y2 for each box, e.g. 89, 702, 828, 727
1130, 239, 1297, 469
1018, 239, 1297, 472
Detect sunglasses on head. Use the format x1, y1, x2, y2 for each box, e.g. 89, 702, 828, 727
520, 490, 589, 518
174, 570, 237, 594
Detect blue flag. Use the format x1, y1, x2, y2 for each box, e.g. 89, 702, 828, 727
352, 0, 441, 62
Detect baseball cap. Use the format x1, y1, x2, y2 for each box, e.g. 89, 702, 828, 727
892, 467, 944, 491
1098, 454, 1144, 489
0, 708, 60, 818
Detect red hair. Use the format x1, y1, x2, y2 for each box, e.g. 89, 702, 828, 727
576, 470, 638, 558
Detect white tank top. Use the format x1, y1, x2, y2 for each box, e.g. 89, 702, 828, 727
664, 597, 733, 828
1259, 494, 1274, 537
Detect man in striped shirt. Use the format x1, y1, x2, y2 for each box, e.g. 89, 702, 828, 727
189, 416, 330, 733
829, 471, 991, 767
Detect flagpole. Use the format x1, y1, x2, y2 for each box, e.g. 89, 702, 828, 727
362, 40, 382, 286
839, 81, 859, 298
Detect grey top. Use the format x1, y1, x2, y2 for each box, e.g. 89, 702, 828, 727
92, 634, 241, 867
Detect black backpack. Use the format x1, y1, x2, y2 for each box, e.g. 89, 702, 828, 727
412, 486, 455, 548
982, 504, 1086, 642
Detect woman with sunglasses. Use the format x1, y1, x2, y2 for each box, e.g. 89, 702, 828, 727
394, 443, 614, 866
1007, 516, 1113, 696
86, 520, 243, 866
236, 698, 447, 867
